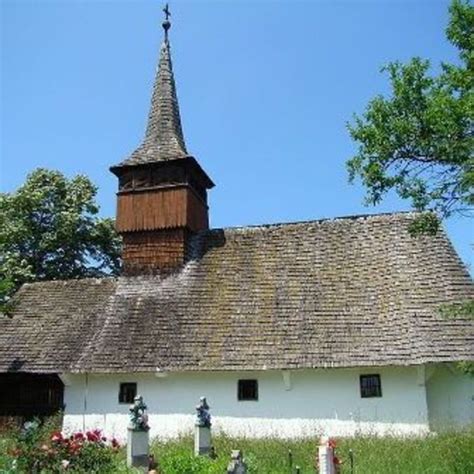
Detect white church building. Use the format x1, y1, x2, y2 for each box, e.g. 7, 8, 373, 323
0, 11, 473, 440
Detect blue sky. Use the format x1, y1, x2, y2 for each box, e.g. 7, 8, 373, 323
1, 0, 472, 271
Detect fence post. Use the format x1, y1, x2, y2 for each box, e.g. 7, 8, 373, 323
349, 448, 354, 474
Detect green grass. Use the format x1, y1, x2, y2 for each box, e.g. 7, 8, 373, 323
1, 428, 474, 473
150, 429, 474, 474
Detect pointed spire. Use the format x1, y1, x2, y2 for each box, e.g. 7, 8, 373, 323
116, 4, 188, 166
143, 36, 188, 157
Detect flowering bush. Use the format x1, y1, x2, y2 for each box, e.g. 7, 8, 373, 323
8, 420, 121, 473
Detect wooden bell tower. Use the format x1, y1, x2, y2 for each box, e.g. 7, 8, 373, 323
110, 7, 214, 275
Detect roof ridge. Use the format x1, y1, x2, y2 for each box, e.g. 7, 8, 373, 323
205, 210, 425, 234
20, 277, 117, 288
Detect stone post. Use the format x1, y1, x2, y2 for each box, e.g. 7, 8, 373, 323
318, 436, 336, 474
194, 396, 212, 456
227, 450, 247, 474
127, 395, 150, 469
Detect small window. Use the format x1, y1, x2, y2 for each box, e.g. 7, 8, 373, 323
360, 374, 382, 398
119, 383, 137, 404
238, 379, 258, 401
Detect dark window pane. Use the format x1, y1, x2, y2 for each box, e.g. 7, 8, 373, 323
360, 374, 382, 398
238, 380, 258, 401
119, 383, 137, 404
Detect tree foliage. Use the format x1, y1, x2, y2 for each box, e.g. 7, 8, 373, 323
347, 0, 473, 234
347, 0, 474, 374
0, 169, 121, 312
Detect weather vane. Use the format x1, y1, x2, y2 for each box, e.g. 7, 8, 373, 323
162, 3, 171, 41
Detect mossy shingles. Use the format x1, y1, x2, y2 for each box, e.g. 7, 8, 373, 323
1, 212, 473, 373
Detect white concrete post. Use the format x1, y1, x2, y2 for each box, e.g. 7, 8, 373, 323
127, 429, 149, 469
194, 425, 212, 456
318, 436, 336, 474
227, 450, 247, 474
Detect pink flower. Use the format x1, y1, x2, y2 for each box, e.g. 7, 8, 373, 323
51, 431, 63, 443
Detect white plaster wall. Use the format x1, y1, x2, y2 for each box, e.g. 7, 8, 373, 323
426, 363, 474, 430
62, 367, 430, 441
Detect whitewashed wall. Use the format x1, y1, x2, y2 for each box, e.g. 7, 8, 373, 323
61, 366, 442, 440
426, 364, 474, 430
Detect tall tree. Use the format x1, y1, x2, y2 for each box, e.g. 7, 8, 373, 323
0, 169, 121, 311
347, 0, 473, 234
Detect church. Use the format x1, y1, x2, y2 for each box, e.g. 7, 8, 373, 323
0, 10, 473, 440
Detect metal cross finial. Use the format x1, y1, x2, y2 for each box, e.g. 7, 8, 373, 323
163, 3, 171, 21
162, 3, 171, 41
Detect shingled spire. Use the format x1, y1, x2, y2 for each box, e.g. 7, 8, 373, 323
110, 5, 214, 276
143, 39, 187, 157
116, 5, 188, 165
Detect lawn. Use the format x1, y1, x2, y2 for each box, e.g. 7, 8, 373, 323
1, 427, 474, 473
151, 430, 474, 474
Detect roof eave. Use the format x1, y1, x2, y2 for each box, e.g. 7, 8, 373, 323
109, 155, 215, 189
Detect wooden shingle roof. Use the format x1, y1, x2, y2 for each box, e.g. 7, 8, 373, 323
112, 39, 189, 170
1, 212, 473, 374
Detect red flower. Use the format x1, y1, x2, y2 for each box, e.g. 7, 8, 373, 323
86, 430, 100, 442
73, 432, 85, 441
328, 438, 337, 449
333, 456, 342, 465
68, 441, 82, 455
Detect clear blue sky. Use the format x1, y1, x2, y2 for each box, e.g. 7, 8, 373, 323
1, 0, 472, 272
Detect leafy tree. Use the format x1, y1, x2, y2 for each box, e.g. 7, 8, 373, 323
347, 0, 473, 374
0, 169, 121, 312
347, 0, 473, 234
